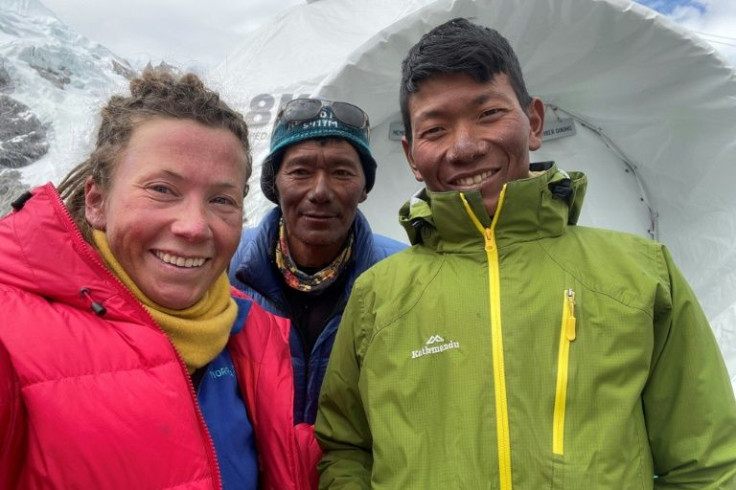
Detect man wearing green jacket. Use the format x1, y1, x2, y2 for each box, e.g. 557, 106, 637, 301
315, 17, 736, 490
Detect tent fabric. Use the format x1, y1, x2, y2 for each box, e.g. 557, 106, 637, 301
213, 0, 736, 390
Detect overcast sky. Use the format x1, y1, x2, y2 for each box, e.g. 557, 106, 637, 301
40, 0, 736, 71
41, 0, 303, 72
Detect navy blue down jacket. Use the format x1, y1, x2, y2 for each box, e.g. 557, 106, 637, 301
229, 208, 405, 424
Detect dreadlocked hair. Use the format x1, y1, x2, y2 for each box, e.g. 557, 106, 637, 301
57, 66, 252, 242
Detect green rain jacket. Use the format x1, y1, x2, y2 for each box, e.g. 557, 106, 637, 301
315, 165, 736, 489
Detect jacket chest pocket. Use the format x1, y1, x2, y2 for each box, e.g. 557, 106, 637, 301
551, 289, 577, 489
546, 287, 654, 489
553, 289, 576, 456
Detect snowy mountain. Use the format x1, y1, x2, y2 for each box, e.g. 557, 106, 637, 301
0, 0, 134, 214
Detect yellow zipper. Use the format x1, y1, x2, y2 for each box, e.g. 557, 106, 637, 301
553, 289, 576, 455
460, 188, 513, 490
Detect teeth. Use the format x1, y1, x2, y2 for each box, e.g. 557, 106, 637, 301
456, 170, 495, 187
155, 251, 206, 268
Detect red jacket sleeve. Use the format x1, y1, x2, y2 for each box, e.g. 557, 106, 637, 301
0, 339, 25, 489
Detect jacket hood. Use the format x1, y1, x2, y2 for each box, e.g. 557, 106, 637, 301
399, 163, 587, 248
0, 183, 152, 324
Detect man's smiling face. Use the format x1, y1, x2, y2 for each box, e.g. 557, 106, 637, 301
402, 72, 544, 216
275, 138, 367, 268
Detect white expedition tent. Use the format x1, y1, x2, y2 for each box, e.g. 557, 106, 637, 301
212, 0, 736, 389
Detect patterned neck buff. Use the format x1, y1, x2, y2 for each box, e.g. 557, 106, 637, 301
274, 217, 354, 293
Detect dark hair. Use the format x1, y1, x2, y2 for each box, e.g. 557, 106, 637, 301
400, 17, 532, 141
57, 66, 252, 241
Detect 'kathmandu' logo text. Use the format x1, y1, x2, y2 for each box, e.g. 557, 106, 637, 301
411, 335, 460, 359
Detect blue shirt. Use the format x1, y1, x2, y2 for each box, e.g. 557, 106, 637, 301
197, 298, 258, 490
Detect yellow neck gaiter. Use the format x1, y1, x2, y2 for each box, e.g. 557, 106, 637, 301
92, 230, 236, 373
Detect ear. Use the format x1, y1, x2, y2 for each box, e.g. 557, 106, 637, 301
401, 136, 424, 182
358, 187, 368, 204
84, 178, 107, 230
526, 97, 545, 151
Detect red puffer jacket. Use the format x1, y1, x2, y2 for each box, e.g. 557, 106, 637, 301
0, 184, 319, 489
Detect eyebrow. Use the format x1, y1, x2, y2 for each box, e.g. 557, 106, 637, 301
159, 169, 241, 189
413, 91, 512, 123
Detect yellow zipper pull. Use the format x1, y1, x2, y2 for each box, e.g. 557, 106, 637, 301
566, 289, 577, 341
484, 228, 495, 252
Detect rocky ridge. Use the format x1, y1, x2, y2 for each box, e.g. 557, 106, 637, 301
0, 0, 134, 215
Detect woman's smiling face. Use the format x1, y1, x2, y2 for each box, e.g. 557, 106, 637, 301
85, 117, 247, 310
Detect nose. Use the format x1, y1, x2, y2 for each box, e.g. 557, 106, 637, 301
171, 200, 212, 241
307, 171, 333, 203
447, 125, 487, 164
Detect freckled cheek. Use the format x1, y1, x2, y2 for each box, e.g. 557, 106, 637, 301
220, 214, 243, 234
222, 239, 241, 260
217, 226, 243, 258
223, 218, 242, 235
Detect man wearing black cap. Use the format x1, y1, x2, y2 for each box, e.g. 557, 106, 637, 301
229, 98, 405, 430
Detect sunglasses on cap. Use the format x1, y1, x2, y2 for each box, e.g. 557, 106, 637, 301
277, 98, 370, 130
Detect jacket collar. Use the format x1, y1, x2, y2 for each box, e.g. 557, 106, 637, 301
0, 183, 154, 324
399, 163, 587, 251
